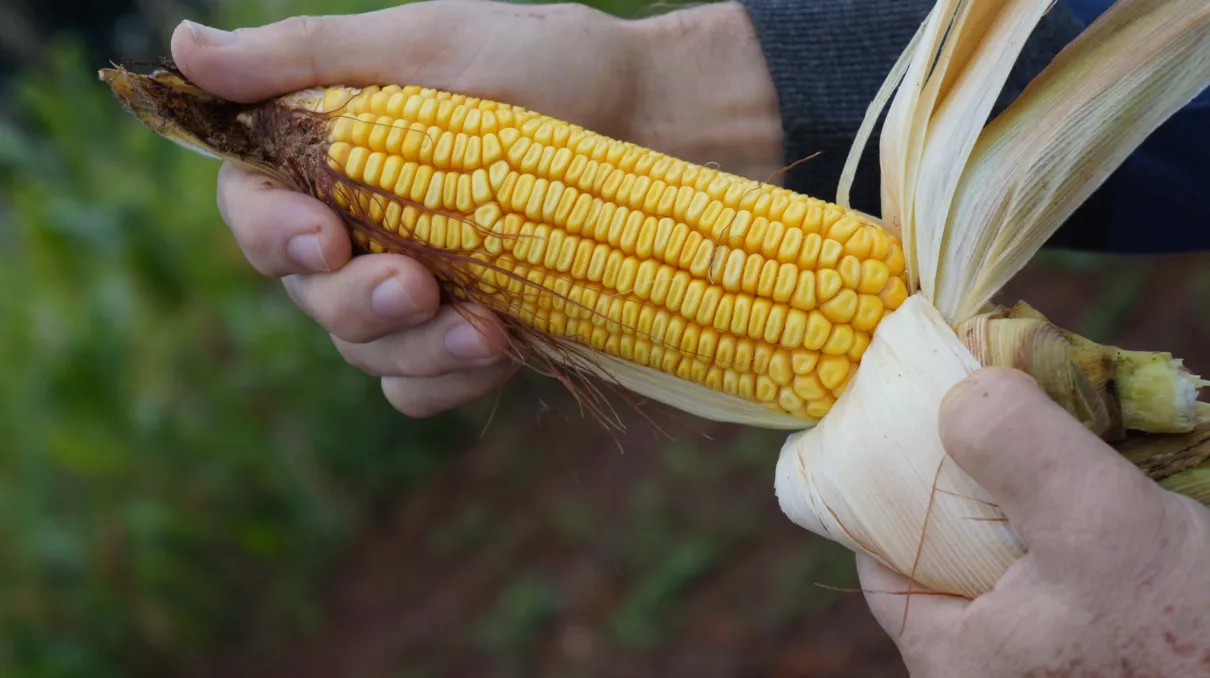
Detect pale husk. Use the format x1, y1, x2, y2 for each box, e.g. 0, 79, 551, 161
539, 344, 816, 430
774, 0, 1210, 597
774, 295, 1022, 598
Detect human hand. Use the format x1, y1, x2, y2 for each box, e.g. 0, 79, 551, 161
858, 367, 1210, 677
168, 0, 782, 417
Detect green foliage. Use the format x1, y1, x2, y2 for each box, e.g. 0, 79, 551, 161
474, 575, 563, 652
0, 0, 723, 674
608, 535, 718, 647
0, 18, 471, 678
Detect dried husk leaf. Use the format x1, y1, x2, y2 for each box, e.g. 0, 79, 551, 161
776, 0, 1210, 598
775, 295, 1022, 598
1119, 422, 1210, 483
837, 8, 932, 213
937, 0, 1210, 322
956, 301, 1210, 440
910, 0, 1054, 306
539, 344, 815, 430
877, 0, 963, 291
957, 311, 1122, 439
1157, 465, 1210, 505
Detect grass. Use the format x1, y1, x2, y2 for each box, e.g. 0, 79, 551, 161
0, 0, 703, 675
0, 1, 458, 672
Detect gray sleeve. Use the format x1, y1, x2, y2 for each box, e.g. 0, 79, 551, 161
735, 0, 1086, 214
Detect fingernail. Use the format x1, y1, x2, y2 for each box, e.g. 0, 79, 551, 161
286, 233, 330, 272
370, 277, 419, 319
444, 322, 498, 362
183, 20, 237, 47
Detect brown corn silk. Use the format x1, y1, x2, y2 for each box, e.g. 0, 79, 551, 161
772, 0, 1210, 600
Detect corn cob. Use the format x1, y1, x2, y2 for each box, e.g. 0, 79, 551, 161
100, 63, 910, 427
100, 60, 1205, 439
327, 84, 912, 418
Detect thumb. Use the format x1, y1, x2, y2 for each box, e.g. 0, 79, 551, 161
170, 15, 361, 102
938, 367, 1166, 567
169, 4, 451, 103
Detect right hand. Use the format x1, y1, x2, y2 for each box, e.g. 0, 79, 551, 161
169, 0, 782, 417
858, 368, 1210, 677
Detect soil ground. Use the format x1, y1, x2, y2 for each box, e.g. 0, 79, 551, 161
214, 252, 1210, 678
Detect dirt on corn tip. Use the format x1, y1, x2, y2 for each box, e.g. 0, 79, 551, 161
100, 62, 333, 189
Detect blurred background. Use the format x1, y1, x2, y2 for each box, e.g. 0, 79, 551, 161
1, 0, 1208, 676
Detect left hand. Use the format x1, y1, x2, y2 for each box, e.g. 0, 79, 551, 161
168, 0, 784, 418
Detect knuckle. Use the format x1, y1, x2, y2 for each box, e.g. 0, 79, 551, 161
278, 14, 321, 42
403, 403, 442, 418
230, 212, 278, 263
382, 379, 442, 418
320, 307, 379, 344
331, 337, 379, 376
377, 332, 453, 379
278, 15, 325, 83
458, 364, 513, 401
215, 164, 237, 214
242, 239, 291, 277
283, 276, 349, 331
282, 279, 371, 342
247, 257, 286, 278
540, 1, 601, 23
297, 273, 423, 345
280, 275, 310, 310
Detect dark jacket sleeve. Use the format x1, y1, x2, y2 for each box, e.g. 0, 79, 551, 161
735, 0, 1210, 254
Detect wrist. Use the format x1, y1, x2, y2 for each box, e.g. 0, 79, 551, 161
625, 2, 784, 183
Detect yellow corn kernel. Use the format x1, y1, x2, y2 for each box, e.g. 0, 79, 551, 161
313, 84, 912, 419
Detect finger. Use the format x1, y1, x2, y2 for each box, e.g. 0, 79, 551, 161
282, 253, 440, 343
938, 367, 1167, 562
170, 3, 466, 103
332, 303, 511, 379
172, 12, 370, 102
856, 554, 967, 642
216, 162, 350, 276
168, 1, 625, 126
381, 360, 520, 418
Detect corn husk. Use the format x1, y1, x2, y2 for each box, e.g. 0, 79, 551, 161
958, 301, 1210, 439
776, 0, 1210, 597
